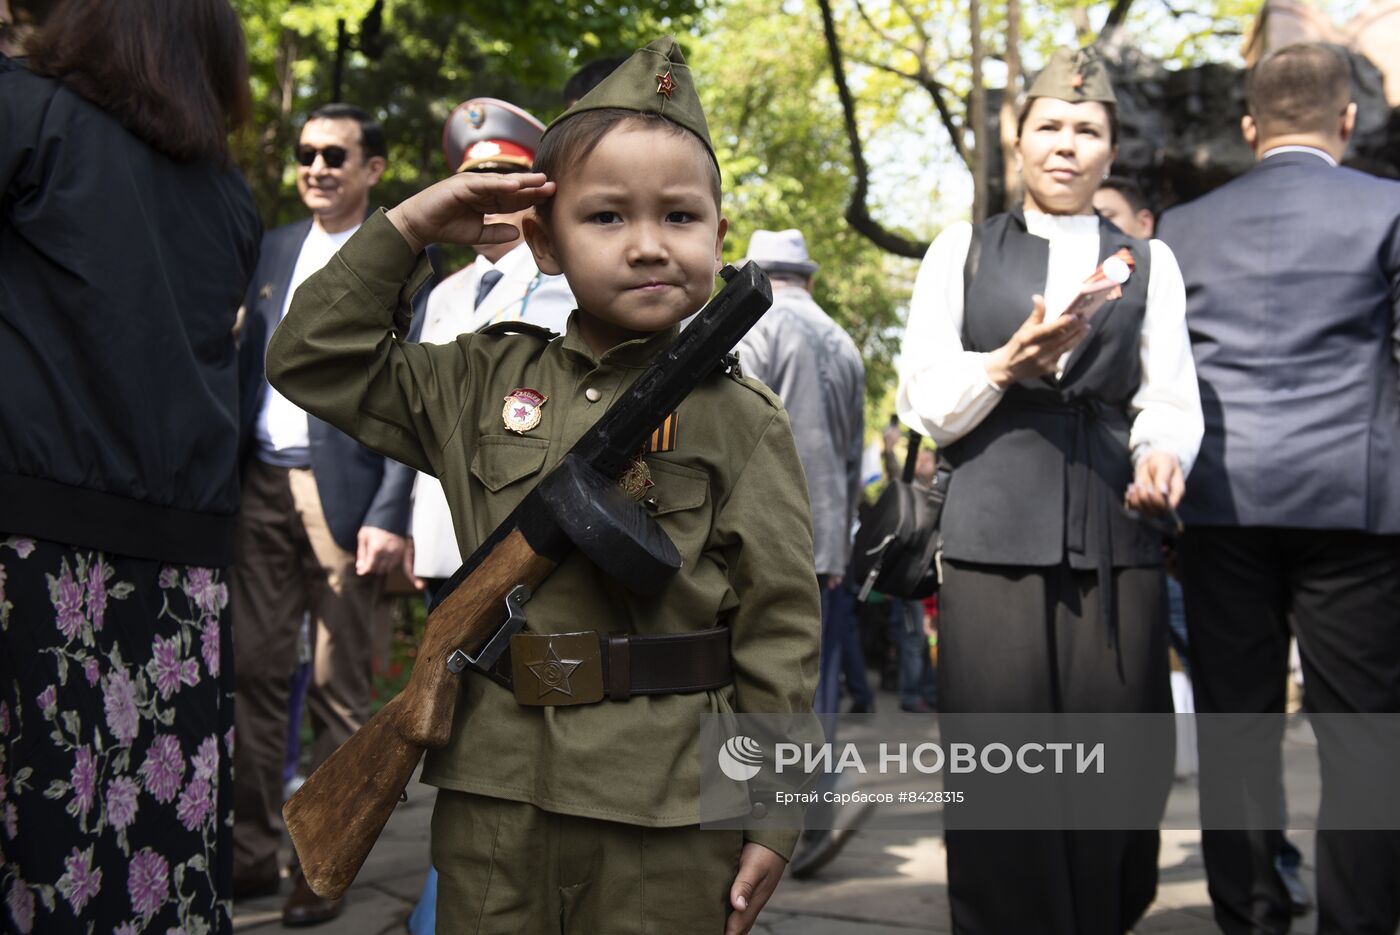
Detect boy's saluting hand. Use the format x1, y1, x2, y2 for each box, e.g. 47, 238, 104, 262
386, 171, 555, 255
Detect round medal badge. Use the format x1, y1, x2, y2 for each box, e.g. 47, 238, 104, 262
502, 388, 548, 433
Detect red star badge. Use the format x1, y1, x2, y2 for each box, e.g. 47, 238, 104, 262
502, 387, 548, 433
655, 70, 677, 99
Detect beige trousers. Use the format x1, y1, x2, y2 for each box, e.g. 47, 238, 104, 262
231, 460, 380, 877
432, 790, 744, 934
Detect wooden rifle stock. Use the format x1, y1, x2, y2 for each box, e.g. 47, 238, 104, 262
283, 529, 556, 899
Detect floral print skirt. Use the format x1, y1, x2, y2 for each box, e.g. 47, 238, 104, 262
1, 535, 234, 934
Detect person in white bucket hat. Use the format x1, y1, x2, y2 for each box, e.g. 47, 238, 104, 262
736, 228, 868, 878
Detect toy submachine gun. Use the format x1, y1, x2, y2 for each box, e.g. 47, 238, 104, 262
283, 263, 773, 899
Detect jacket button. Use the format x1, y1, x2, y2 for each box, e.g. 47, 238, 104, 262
750, 801, 768, 820
584, 387, 602, 403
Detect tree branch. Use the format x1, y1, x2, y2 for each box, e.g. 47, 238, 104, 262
890, 0, 931, 62
1103, 0, 1135, 34
969, 0, 988, 221
848, 52, 970, 167
852, 0, 921, 60
816, 0, 929, 259
848, 55, 920, 82
915, 67, 970, 167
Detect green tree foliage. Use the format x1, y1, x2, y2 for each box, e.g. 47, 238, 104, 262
692, 0, 909, 404
232, 0, 701, 229
818, 0, 1362, 256
232, 0, 910, 399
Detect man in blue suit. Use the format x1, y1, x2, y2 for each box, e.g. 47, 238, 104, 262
1159, 43, 1400, 934
231, 103, 429, 924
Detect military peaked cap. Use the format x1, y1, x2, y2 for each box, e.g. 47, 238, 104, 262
442, 97, 546, 173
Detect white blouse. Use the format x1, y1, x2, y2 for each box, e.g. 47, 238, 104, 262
895, 211, 1203, 475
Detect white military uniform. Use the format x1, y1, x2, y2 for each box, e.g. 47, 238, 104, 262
410, 243, 576, 579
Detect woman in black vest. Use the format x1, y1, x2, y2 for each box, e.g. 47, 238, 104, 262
895, 49, 1204, 933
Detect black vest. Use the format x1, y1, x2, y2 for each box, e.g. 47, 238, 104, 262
940, 208, 1161, 570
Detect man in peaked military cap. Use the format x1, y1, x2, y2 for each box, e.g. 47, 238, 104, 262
267, 34, 821, 934
422, 98, 574, 342
404, 98, 576, 596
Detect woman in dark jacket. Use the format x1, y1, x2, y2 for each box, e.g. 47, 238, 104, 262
896, 48, 1203, 934
0, 1, 258, 930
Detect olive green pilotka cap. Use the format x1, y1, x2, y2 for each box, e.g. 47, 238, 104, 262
544, 35, 715, 160
1028, 46, 1118, 105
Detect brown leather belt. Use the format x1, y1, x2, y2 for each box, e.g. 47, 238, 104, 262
480, 626, 732, 706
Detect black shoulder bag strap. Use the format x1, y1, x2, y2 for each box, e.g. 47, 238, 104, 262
902, 429, 921, 483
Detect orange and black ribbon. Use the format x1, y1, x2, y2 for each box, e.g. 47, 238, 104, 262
644, 411, 679, 454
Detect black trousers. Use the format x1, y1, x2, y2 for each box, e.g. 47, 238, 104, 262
939, 560, 1172, 935
1180, 526, 1400, 935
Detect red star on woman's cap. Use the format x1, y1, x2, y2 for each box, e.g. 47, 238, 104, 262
655, 70, 676, 99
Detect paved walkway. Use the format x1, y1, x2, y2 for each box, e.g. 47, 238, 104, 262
233, 688, 1322, 934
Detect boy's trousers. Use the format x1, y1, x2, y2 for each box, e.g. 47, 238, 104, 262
432, 790, 744, 934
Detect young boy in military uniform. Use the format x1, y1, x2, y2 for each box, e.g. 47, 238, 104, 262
266, 37, 820, 934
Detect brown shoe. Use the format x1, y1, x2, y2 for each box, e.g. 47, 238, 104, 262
281, 871, 344, 927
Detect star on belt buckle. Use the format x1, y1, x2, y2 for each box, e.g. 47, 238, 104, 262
510, 632, 603, 705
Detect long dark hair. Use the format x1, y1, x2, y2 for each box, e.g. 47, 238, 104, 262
20, 0, 251, 163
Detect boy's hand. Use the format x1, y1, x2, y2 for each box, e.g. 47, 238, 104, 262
386, 172, 556, 254
725, 842, 786, 934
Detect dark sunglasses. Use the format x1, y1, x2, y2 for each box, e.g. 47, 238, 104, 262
295, 145, 349, 169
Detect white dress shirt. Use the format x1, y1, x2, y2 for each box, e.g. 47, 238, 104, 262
895, 211, 1203, 475
420, 242, 573, 342
255, 223, 357, 462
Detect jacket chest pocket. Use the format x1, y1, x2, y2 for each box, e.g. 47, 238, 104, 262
470, 435, 551, 525
644, 459, 712, 561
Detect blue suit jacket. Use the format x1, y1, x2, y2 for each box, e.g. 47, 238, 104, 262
1159, 151, 1400, 533
238, 217, 434, 552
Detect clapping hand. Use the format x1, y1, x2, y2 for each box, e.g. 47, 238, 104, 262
385, 172, 556, 254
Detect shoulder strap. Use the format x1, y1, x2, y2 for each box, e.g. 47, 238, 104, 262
475, 320, 558, 340
901, 429, 922, 483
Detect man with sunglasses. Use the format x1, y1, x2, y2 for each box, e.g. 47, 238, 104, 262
232, 102, 429, 926
401, 97, 576, 599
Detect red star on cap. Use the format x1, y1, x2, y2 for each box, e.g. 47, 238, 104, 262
655, 70, 676, 99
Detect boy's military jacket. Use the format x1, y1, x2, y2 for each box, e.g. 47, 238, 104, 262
267, 211, 821, 858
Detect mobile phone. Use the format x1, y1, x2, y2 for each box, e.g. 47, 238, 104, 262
1061, 277, 1123, 323
1061, 252, 1134, 323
